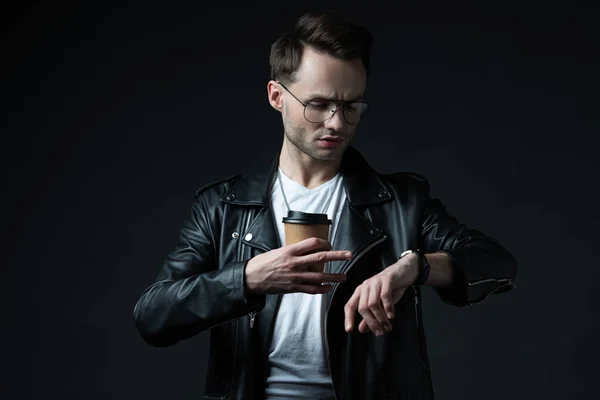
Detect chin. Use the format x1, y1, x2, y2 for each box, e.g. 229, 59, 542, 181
313, 148, 347, 161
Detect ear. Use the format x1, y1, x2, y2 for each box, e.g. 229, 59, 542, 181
267, 80, 284, 112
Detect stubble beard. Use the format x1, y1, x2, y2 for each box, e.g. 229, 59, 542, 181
282, 113, 352, 162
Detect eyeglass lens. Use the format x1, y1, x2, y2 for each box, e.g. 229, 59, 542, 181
304, 101, 368, 125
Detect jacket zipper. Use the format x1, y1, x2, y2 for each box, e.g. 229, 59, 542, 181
324, 234, 387, 400
468, 278, 512, 286
235, 210, 259, 329
412, 286, 428, 370
467, 278, 515, 305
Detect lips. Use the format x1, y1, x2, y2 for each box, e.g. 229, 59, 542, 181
317, 137, 345, 149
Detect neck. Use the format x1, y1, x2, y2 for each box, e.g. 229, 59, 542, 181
278, 139, 342, 190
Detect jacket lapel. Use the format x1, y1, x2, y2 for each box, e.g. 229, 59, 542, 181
220, 146, 393, 208
242, 205, 281, 252
329, 201, 385, 274
221, 151, 281, 253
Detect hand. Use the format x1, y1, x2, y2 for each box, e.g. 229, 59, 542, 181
344, 253, 419, 336
244, 237, 352, 295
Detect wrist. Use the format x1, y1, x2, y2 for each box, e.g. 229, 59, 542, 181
243, 259, 256, 294
398, 249, 430, 287
396, 252, 419, 286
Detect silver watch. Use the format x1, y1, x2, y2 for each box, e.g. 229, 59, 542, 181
400, 249, 417, 258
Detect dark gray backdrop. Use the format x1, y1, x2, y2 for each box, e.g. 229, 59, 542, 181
3, 2, 598, 399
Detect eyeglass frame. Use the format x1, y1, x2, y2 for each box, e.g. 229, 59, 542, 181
277, 81, 369, 126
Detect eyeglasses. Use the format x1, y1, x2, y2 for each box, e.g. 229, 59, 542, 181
278, 82, 368, 126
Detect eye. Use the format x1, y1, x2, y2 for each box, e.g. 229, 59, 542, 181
344, 104, 358, 113
348, 102, 368, 113
307, 101, 331, 110
343, 103, 362, 113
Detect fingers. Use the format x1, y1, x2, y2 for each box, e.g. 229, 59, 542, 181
289, 272, 347, 285
292, 283, 334, 295
288, 270, 350, 294
345, 280, 394, 337
288, 237, 333, 255
344, 286, 361, 332
286, 238, 352, 274
294, 249, 353, 268
366, 282, 391, 334
359, 319, 370, 333
380, 281, 395, 320
357, 286, 380, 334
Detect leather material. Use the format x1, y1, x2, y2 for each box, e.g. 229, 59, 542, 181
414, 250, 431, 287
133, 146, 517, 400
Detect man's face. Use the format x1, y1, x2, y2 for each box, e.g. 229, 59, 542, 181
281, 47, 367, 161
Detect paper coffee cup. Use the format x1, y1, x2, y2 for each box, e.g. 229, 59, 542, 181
283, 210, 332, 273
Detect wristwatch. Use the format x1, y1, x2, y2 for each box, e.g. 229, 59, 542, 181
400, 249, 431, 287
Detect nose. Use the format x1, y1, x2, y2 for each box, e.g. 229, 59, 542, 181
323, 106, 346, 131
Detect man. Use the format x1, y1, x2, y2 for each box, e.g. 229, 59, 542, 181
133, 11, 517, 400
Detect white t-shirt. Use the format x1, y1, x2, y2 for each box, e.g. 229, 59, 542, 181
265, 168, 346, 400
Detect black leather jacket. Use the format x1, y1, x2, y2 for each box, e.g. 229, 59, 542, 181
133, 146, 517, 400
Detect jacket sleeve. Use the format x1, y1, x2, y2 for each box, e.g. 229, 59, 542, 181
415, 175, 518, 306
132, 189, 266, 347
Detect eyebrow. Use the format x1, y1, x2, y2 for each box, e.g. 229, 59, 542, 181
306, 94, 365, 102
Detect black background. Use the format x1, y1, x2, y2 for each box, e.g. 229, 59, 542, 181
2, 1, 598, 399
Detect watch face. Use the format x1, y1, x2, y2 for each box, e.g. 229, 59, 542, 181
400, 250, 414, 258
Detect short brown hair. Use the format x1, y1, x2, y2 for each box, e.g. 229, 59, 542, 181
269, 11, 373, 84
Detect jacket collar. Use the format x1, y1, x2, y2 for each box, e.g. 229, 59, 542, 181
221, 146, 392, 206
